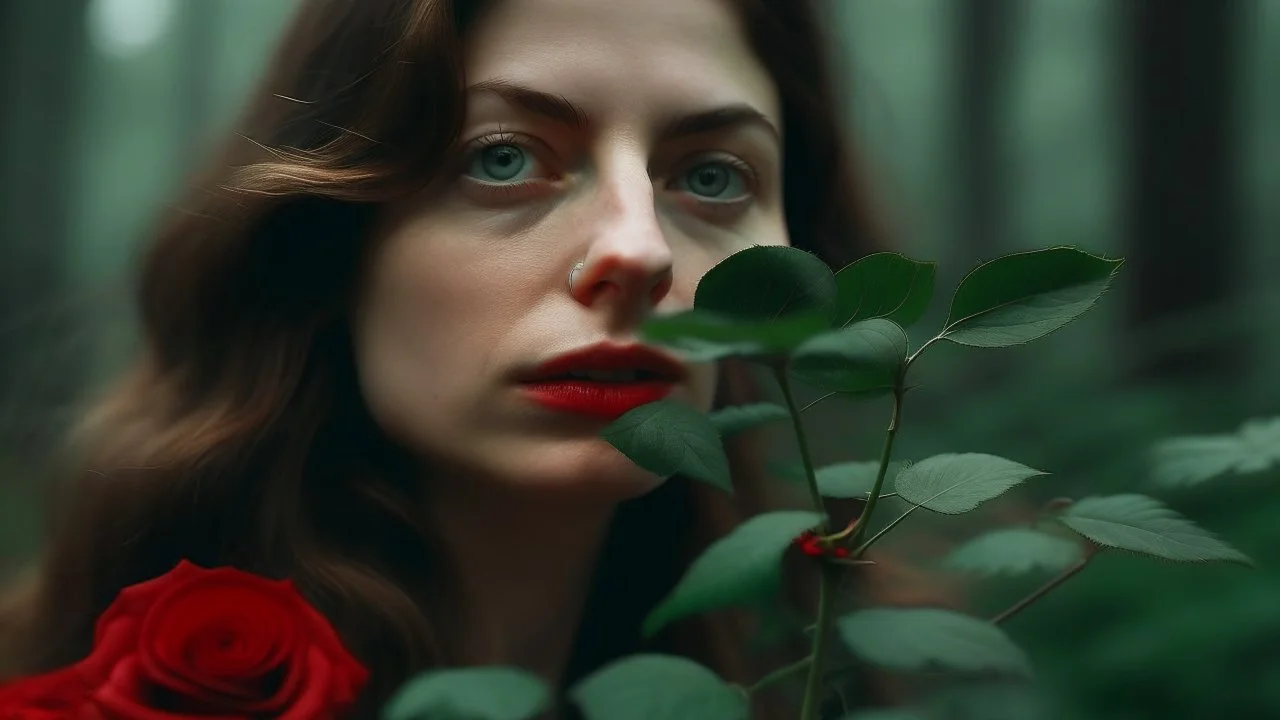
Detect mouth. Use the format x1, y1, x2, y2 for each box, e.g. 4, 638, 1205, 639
517, 342, 685, 419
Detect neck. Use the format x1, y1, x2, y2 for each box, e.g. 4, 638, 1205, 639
422, 476, 617, 688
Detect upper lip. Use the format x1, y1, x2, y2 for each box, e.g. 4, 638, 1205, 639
522, 342, 687, 382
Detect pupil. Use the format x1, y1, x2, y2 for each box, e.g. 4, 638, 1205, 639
691, 165, 728, 196
481, 145, 525, 181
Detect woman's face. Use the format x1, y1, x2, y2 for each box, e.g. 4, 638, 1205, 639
354, 0, 788, 495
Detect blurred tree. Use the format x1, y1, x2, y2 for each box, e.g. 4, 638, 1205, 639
0, 0, 91, 463
1124, 0, 1245, 381
178, 0, 217, 155
956, 0, 1015, 260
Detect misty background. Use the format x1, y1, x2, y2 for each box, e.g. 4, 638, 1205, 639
1, 1, 1277, 718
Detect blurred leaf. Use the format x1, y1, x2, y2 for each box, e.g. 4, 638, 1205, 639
642, 309, 830, 361
832, 252, 937, 328
944, 528, 1085, 576
383, 667, 549, 720
1056, 494, 1253, 565
601, 400, 730, 493
790, 319, 907, 393
838, 608, 1032, 677
815, 460, 907, 498
570, 655, 747, 720
694, 245, 837, 322
922, 682, 1051, 720
940, 247, 1123, 348
708, 403, 789, 437
840, 711, 927, 720
1151, 416, 1280, 487
895, 453, 1047, 514
643, 511, 821, 637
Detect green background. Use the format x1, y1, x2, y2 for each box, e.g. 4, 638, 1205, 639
1, 1, 1276, 718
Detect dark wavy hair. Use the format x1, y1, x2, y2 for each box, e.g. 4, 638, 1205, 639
0, 1, 923, 716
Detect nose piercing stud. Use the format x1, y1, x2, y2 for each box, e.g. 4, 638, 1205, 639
568, 261, 585, 292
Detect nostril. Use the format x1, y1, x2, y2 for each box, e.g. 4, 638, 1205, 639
648, 273, 674, 306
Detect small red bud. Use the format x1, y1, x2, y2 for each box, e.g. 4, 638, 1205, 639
832, 547, 850, 559
799, 537, 824, 557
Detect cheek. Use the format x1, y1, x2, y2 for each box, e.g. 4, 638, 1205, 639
350, 233, 457, 441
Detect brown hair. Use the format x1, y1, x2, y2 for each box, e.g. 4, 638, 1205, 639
0, 0, 908, 716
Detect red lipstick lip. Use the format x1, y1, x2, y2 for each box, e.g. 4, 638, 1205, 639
524, 342, 687, 382
517, 342, 685, 420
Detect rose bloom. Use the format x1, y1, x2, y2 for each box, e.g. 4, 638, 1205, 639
0, 561, 368, 720
0, 666, 96, 720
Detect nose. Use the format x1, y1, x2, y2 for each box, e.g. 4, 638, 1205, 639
569, 166, 674, 319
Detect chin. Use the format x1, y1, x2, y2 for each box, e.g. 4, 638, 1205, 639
495, 438, 669, 502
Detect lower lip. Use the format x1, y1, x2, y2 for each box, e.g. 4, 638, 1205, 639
520, 380, 675, 420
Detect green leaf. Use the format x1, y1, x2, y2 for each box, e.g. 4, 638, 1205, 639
383, 667, 549, 720
943, 528, 1085, 576
833, 252, 936, 328
790, 319, 907, 394
694, 245, 837, 322
895, 453, 1047, 514
841, 712, 928, 720
643, 510, 821, 637
838, 608, 1032, 677
1056, 494, 1253, 565
570, 655, 748, 720
641, 309, 830, 361
708, 403, 790, 437
1151, 416, 1280, 487
940, 247, 1123, 348
840, 711, 928, 720
601, 400, 731, 493
814, 460, 907, 499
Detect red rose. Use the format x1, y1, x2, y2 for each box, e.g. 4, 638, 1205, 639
77, 561, 367, 719
0, 666, 96, 720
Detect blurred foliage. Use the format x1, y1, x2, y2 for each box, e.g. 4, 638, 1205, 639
1, 1, 1277, 719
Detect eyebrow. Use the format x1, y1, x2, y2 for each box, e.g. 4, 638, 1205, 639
466, 79, 780, 141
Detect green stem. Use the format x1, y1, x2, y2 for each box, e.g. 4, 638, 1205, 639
849, 384, 905, 549
800, 391, 839, 413
775, 368, 828, 531
853, 503, 920, 557
906, 334, 944, 367
775, 366, 836, 720
799, 564, 836, 720
991, 548, 1095, 625
748, 656, 812, 694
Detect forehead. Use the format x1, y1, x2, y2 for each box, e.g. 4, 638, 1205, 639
461, 0, 781, 128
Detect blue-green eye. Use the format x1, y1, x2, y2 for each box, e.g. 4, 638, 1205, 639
678, 161, 750, 200
468, 143, 529, 182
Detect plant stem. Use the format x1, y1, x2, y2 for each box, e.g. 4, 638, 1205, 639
906, 334, 944, 367
800, 391, 839, 413
748, 656, 812, 694
990, 551, 1094, 625
775, 367, 837, 720
799, 564, 836, 720
776, 368, 828, 531
849, 385, 904, 549
853, 503, 920, 557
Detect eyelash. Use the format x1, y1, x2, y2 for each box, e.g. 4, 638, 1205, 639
457, 132, 760, 217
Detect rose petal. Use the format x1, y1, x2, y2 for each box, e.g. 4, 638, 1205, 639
91, 563, 204, 650
81, 562, 368, 719
79, 616, 141, 684
288, 602, 367, 704
0, 666, 95, 720
138, 574, 299, 708
90, 656, 243, 720
276, 647, 334, 720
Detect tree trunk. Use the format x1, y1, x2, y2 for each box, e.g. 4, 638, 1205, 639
0, 0, 90, 463
1124, 0, 1243, 380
